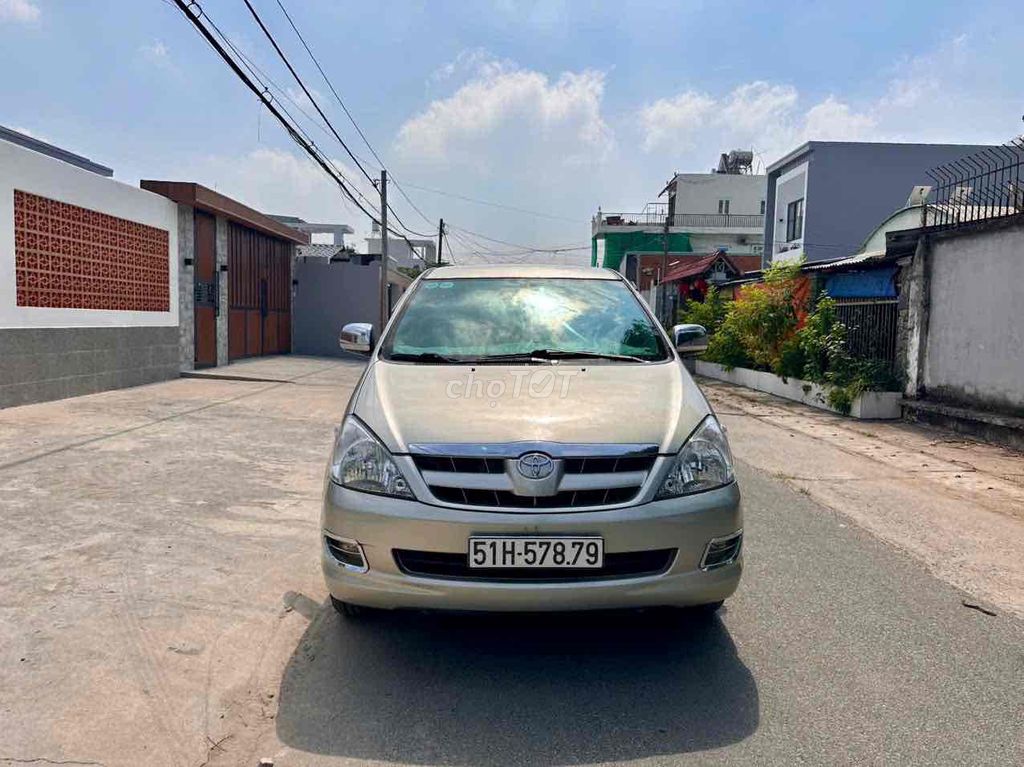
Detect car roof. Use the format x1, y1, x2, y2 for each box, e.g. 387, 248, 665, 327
422, 264, 621, 280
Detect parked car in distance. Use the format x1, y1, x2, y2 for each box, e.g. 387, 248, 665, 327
323, 264, 741, 617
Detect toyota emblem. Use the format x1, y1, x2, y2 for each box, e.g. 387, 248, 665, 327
517, 452, 554, 480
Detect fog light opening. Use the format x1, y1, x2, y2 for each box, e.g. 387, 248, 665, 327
700, 530, 743, 571
325, 535, 369, 573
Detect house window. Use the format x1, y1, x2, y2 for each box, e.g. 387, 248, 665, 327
717, 199, 730, 215
760, 199, 766, 215
786, 198, 804, 242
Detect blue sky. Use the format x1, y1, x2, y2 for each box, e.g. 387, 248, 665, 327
1, 0, 1022, 263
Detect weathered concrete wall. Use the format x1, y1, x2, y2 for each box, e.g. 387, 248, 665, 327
922, 220, 1024, 415
0, 326, 179, 408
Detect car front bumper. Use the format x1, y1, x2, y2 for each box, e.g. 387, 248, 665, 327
320, 480, 742, 612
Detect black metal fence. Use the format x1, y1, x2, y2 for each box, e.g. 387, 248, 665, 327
925, 136, 1024, 228
834, 298, 899, 370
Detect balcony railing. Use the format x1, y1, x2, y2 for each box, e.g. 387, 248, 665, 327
596, 211, 764, 229
669, 213, 764, 228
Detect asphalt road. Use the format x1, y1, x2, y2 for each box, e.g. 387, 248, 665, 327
268, 460, 1024, 767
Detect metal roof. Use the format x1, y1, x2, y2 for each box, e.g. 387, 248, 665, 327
802, 250, 888, 272
0, 125, 113, 177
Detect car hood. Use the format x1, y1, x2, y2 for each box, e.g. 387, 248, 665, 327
349, 359, 710, 454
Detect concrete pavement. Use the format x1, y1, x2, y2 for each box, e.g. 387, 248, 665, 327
0, 356, 1021, 767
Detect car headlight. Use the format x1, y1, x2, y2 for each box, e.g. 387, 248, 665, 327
656, 416, 734, 499
329, 416, 414, 499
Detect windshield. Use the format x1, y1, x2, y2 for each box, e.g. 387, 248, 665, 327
381, 277, 668, 362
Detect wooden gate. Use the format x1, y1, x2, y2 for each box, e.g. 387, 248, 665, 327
193, 211, 218, 367
228, 223, 292, 360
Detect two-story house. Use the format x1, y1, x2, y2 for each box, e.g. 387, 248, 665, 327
764, 141, 998, 266
591, 151, 765, 322
593, 151, 765, 272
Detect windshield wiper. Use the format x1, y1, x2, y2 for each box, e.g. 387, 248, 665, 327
388, 352, 468, 364
474, 349, 653, 363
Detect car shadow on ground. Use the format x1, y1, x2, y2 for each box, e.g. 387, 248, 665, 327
275, 603, 759, 765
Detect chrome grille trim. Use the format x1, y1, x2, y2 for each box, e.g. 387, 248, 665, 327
410, 444, 661, 510
406, 441, 659, 459
420, 470, 648, 491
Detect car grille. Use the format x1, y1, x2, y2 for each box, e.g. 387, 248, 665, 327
429, 485, 640, 508
411, 455, 656, 475
393, 548, 676, 582
411, 447, 658, 510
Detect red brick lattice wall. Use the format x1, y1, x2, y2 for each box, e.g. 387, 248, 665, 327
13, 190, 170, 311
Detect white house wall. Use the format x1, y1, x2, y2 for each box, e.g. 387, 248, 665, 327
772, 162, 808, 261
670, 173, 765, 215
0, 138, 181, 408
0, 139, 178, 328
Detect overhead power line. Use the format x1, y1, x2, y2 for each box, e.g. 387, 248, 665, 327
397, 181, 586, 224
169, 0, 429, 250
169, 1, 584, 262
239, 0, 434, 239
449, 224, 591, 253
270, 0, 439, 233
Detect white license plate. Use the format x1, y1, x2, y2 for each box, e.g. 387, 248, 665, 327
468, 537, 604, 568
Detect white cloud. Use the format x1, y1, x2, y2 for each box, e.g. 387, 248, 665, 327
718, 82, 799, 135
802, 97, 877, 141
428, 48, 495, 85
639, 80, 871, 162
395, 55, 613, 165
639, 92, 715, 151
0, 0, 40, 23
140, 41, 170, 67
285, 85, 324, 113
636, 32, 1022, 170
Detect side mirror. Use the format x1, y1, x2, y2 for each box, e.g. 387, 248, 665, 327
339, 322, 374, 354
672, 323, 709, 357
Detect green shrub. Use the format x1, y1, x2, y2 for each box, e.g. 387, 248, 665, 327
678, 285, 728, 335
705, 319, 751, 370
776, 335, 806, 381
797, 296, 847, 382
701, 273, 902, 414
703, 259, 806, 372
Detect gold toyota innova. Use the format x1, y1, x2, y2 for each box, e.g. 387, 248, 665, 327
321, 264, 741, 617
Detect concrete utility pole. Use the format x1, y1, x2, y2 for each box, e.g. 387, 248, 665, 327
379, 170, 389, 334
661, 214, 670, 326
436, 218, 444, 267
